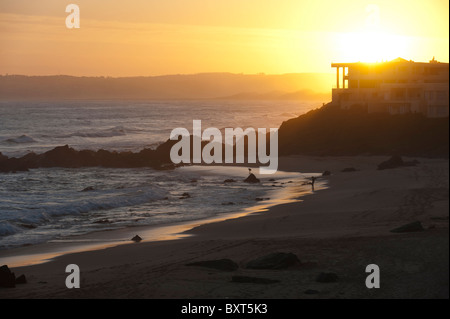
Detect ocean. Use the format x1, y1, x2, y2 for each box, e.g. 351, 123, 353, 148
0, 99, 320, 249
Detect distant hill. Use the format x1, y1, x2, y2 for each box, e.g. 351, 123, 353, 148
0, 73, 332, 100
278, 103, 449, 158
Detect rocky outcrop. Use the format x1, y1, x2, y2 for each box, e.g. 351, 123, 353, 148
0, 142, 178, 173
377, 155, 419, 170
278, 103, 449, 158
0, 265, 27, 288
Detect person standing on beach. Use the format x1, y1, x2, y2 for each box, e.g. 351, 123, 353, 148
311, 176, 317, 191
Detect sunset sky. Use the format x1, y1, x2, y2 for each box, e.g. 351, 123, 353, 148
0, 0, 448, 76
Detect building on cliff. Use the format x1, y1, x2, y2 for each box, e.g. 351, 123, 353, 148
331, 57, 449, 118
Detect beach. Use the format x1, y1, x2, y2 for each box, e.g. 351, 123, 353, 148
1, 155, 448, 299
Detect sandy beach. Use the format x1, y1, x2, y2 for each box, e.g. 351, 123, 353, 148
1, 155, 448, 299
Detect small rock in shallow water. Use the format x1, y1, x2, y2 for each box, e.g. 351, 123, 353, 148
131, 235, 142, 242
244, 173, 260, 183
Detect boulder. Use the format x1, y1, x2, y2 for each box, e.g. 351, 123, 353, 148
245, 252, 300, 270
131, 235, 142, 242
390, 221, 425, 233
15, 274, 27, 284
244, 173, 260, 183
186, 259, 238, 272
377, 155, 417, 170
322, 171, 331, 176
0, 265, 16, 288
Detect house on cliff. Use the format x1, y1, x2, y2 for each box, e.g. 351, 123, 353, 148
331, 57, 449, 118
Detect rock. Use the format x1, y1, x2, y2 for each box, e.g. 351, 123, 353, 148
245, 252, 300, 270
390, 221, 425, 233
244, 173, 260, 184
268, 178, 276, 182
316, 272, 338, 283
377, 155, 416, 170
223, 179, 236, 183
186, 259, 239, 272
0, 265, 16, 288
231, 276, 280, 284
131, 235, 142, 242
180, 192, 191, 199
81, 186, 95, 192
341, 167, 357, 172
15, 274, 27, 284
255, 197, 270, 201
322, 171, 331, 176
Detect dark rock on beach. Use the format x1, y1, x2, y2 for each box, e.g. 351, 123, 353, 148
377, 155, 419, 170
0, 265, 18, 288
81, 186, 95, 192
245, 252, 300, 270
390, 221, 425, 233
15, 274, 27, 285
231, 276, 280, 284
244, 173, 260, 183
322, 171, 331, 176
223, 179, 236, 183
131, 235, 142, 242
186, 259, 239, 272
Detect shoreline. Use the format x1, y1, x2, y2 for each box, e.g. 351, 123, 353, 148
0, 165, 323, 268
1, 155, 448, 299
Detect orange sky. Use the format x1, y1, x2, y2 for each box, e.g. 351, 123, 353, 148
0, 0, 448, 76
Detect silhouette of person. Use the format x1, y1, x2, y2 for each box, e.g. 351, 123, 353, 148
311, 176, 317, 191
